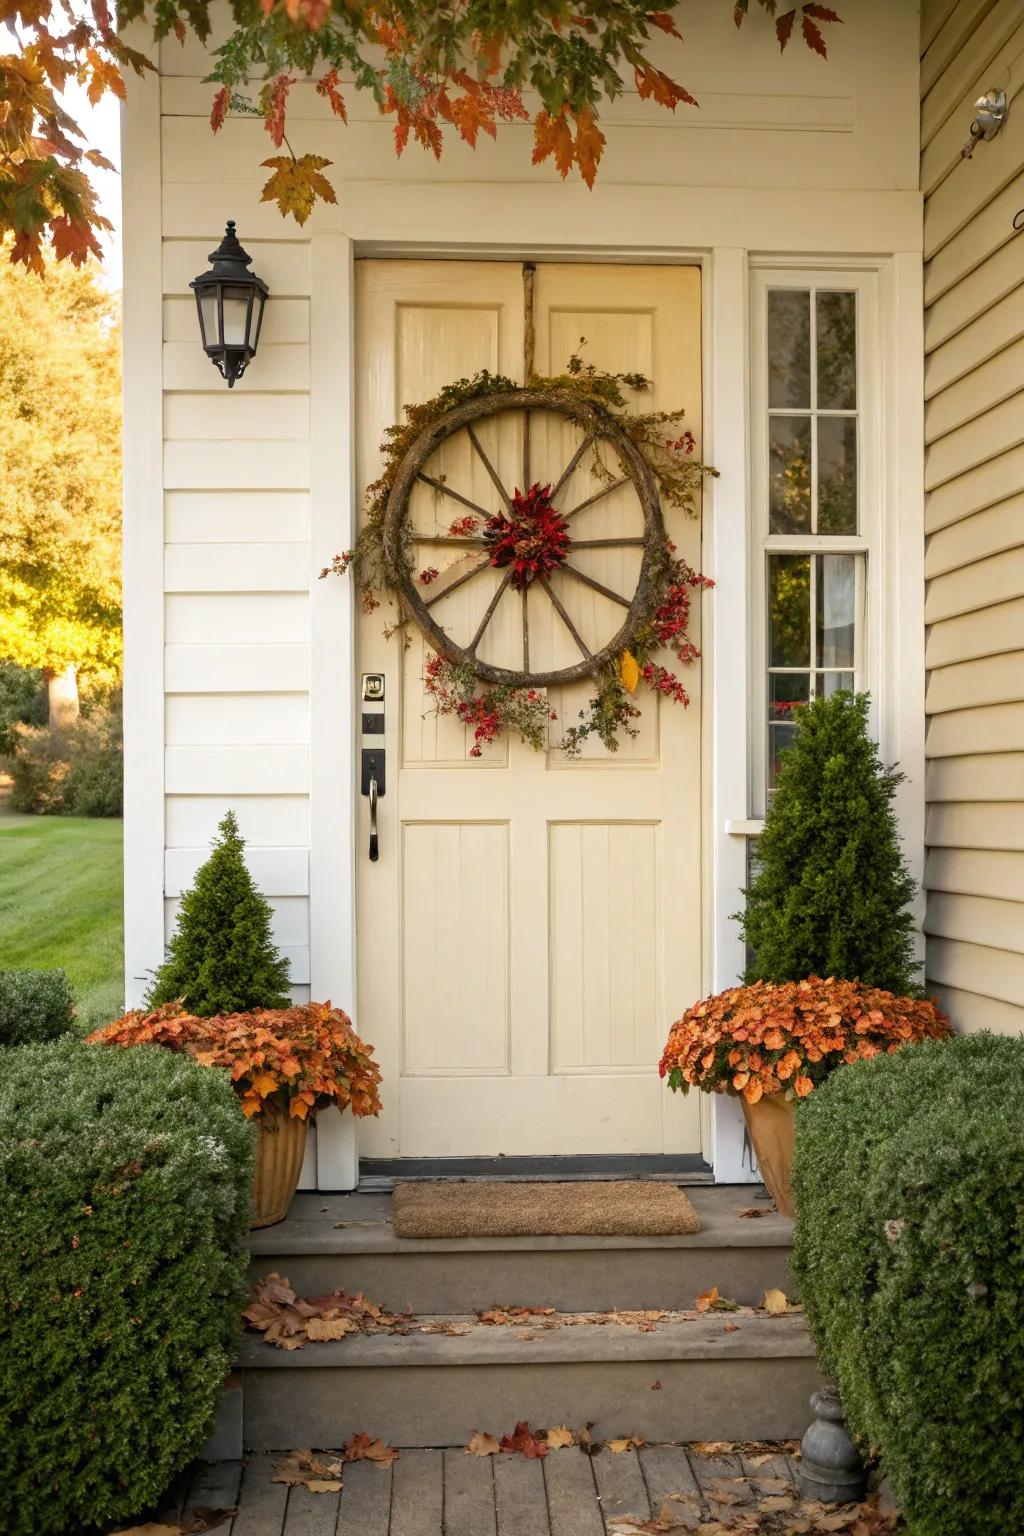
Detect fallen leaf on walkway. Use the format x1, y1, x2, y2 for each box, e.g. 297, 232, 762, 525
189, 1511, 237, 1532
704, 1476, 748, 1505
607, 1434, 646, 1452
271, 1449, 343, 1492
333, 1220, 345, 1228
760, 1493, 797, 1511
418, 1320, 474, 1335
344, 1431, 398, 1468
738, 1206, 772, 1218
690, 1441, 735, 1455
112, 1511, 237, 1536
305, 1317, 357, 1341
465, 1431, 501, 1456
545, 1425, 575, 1449
650, 1379, 662, 1390
500, 1420, 549, 1458
695, 1287, 740, 1314
723, 1323, 739, 1333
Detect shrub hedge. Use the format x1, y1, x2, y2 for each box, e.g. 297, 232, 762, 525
0, 1039, 255, 1535
0, 968, 76, 1047
792, 1033, 1024, 1536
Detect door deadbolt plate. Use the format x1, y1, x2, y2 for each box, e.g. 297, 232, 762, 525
361, 747, 385, 797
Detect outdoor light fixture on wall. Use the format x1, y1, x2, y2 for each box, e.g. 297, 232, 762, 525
190, 221, 269, 387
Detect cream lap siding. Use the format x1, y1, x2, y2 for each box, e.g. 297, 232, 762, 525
162, 233, 313, 1005
921, 0, 1024, 1033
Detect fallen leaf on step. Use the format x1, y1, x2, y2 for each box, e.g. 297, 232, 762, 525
690, 1441, 736, 1455
545, 1425, 575, 1449
465, 1431, 501, 1456
762, 1288, 792, 1315
272, 1449, 344, 1492
478, 1304, 556, 1324
738, 1206, 772, 1218
189, 1511, 237, 1533
704, 1477, 748, 1505
333, 1220, 346, 1228
760, 1494, 797, 1511
695, 1287, 740, 1313
500, 1421, 549, 1458
607, 1434, 646, 1452
650, 1379, 662, 1390
723, 1323, 739, 1333
305, 1317, 357, 1341
344, 1431, 398, 1468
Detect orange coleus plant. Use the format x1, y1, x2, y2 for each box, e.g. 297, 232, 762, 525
659, 977, 951, 1105
87, 1000, 382, 1121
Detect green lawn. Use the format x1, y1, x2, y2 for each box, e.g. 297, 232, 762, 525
0, 813, 124, 1030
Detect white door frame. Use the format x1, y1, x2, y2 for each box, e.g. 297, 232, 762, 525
274, 238, 925, 1189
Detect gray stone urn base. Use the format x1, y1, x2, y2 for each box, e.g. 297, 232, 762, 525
797, 1380, 868, 1504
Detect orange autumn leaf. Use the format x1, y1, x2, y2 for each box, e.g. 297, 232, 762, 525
260, 153, 337, 225
574, 107, 606, 190
532, 106, 575, 180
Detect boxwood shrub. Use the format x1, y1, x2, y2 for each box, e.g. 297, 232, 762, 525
0, 969, 76, 1047
792, 1033, 1024, 1536
0, 1039, 256, 1535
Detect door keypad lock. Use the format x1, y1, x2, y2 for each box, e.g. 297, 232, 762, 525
361, 674, 385, 862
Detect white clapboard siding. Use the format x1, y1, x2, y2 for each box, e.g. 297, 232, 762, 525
926, 597, 1024, 668
164, 593, 309, 645
925, 496, 1024, 575
165, 894, 310, 948
164, 542, 309, 593
165, 846, 309, 897
166, 795, 311, 849
162, 240, 311, 297
924, 546, 1024, 621
165, 394, 310, 441
165, 745, 310, 795
166, 693, 310, 746
922, 0, 1024, 1035
163, 342, 310, 393
164, 440, 311, 491
165, 644, 310, 692
165, 491, 310, 544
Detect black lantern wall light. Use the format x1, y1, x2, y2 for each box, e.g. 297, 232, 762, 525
190, 221, 269, 387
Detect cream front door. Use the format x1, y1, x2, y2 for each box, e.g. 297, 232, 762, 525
355, 260, 704, 1159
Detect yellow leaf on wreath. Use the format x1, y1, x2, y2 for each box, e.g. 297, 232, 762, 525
619, 650, 640, 693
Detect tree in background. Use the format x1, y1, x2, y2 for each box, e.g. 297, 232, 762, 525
1, 1, 841, 267
148, 812, 292, 1016
738, 690, 920, 996
0, 251, 121, 722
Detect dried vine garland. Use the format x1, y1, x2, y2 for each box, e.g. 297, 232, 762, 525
322, 353, 716, 755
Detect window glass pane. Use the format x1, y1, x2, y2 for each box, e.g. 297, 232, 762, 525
817, 416, 857, 534
769, 672, 810, 721
768, 722, 798, 788
816, 553, 856, 668
769, 416, 812, 533
816, 671, 855, 698
768, 289, 811, 409
769, 554, 811, 667
816, 291, 857, 410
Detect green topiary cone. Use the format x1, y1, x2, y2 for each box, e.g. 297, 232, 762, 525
148, 810, 291, 1016
737, 690, 919, 995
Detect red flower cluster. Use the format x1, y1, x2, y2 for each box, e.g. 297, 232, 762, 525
447, 514, 479, 537
641, 662, 690, 704
418, 566, 440, 585
660, 977, 951, 1104
424, 654, 556, 756
484, 482, 571, 590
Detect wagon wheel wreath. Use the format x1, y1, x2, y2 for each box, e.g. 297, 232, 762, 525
323, 354, 716, 755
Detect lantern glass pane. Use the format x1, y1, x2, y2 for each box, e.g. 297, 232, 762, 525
199, 289, 219, 347
222, 285, 251, 347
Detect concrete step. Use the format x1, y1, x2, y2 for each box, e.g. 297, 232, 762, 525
248, 1186, 794, 1314
234, 1310, 818, 1451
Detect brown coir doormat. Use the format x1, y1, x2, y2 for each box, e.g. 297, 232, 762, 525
392, 1180, 700, 1239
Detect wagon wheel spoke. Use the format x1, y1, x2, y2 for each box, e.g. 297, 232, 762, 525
562, 475, 631, 520
538, 573, 592, 661
466, 424, 514, 513
550, 431, 595, 503
423, 553, 492, 609
467, 569, 514, 657
411, 533, 487, 547
570, 536, 644, 548
559, 563, 631, 609
416, 472, 492, 520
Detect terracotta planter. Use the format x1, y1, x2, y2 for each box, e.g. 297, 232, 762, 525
251, 1103, 308, 1228
741, 1093, 796, 1217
